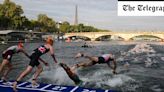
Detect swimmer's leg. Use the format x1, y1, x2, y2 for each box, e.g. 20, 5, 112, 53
32, 64, 43, 86
1, 63, 12, 82
76, 60, 97, 68
75, 53, 98, 62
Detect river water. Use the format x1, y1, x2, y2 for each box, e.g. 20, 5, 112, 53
0, 41, 164, 92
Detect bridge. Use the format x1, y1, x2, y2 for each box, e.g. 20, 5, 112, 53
64, 32, 164, 41
0, 30, 43, 42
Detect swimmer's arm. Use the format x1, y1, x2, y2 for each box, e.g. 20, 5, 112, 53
51, 54, 58, 63
107, 62, 112, 69
70, 65, 77, 73
38, 58, 48, 66
49, 46, 58, 63
107, 59, 117, 74
20, 49, 30, 59
112, 59, 117, 70
112, 59, 117, 74
2, 50, 7, 54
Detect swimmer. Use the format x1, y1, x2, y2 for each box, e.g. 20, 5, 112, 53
0, 42, 29, 82
59, 62, 83, 85
81, 42, 92, 48
13, 37, 58, 92
75, 53, 117, 74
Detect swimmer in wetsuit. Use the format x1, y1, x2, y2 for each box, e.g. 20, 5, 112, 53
0, 42, 29, 82
75, 53, 117, 74
59, 63, 83, 85
81, 42, 92, 48
13, 37, 58, 92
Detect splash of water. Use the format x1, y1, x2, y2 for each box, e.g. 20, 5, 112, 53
161, 57, 164, 61
145, 57, 153, 67
106, 75, 136, 87
82, 69, 136, 88
151, 85, 162, 92
128, 43, 156, 54
118, 43, 159, 68
39, 66, 74, 85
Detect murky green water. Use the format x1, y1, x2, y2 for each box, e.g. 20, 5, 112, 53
0, 41, 164, 92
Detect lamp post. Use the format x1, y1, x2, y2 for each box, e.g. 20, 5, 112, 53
29, 30, 33, 41
56, 21, 62, 41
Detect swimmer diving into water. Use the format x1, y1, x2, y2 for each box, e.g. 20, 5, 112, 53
13, 37, 58, 92
75, 53, 117, 74
59, 62, 83, 85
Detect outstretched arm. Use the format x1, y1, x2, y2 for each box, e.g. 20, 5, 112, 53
112, 59, 117, 74
51, 54, 58, 63
38, 58, 48, 66
70, 65, 79, 72
20, 49, 30, 59
21, 49, 48, 66
107, 59, 117, 74
49, 46, 58, 63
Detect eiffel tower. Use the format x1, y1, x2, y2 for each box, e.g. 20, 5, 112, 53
74, 5, 78, 26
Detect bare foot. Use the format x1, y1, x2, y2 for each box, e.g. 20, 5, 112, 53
1, 77, 7, 82
75, 53, 84, 58
32, 79, 39, 88
12, 81, 17, 92
71, 64, 80, 71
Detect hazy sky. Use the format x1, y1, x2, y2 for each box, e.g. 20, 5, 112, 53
0, 0, 164, 31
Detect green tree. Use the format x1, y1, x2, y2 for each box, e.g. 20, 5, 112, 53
60, 21, 70, 33
37, 14, 57, 33
29, 20, 40, 31
67, 25, 75, 33
0, 0, 25, 30
77, 23, 84, 32
0, 0, 111, 32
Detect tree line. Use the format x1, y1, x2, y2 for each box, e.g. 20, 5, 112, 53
0, 0, 110, 33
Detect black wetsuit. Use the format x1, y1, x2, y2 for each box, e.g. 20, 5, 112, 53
2, 46, 21, 62
97, 54, 114, 64
29, 45, 49, 67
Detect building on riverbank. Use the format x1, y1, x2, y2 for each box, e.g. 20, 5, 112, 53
0, 30, 44, 43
